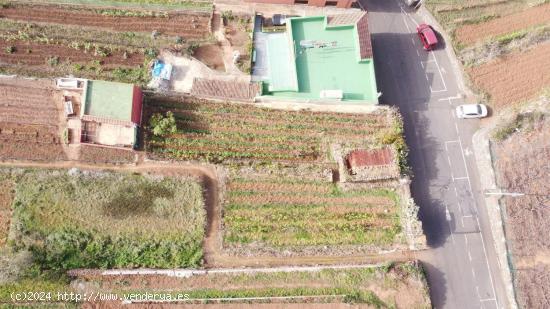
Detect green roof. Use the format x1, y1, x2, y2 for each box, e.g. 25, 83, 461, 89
83, 80, 134, 121
262, 16, 378, 103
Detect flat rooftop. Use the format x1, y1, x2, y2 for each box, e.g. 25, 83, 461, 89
260, 14, 378, 103
83, 80, 134, 122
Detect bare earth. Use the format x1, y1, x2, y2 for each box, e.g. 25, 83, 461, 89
493, 112, 550, 309
467, 42, 550, 110
455, 3, 550, 45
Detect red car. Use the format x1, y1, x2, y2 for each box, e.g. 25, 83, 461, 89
416, 23, 438, 50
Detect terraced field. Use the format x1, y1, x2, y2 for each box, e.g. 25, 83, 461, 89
0, 77, 67, 161
0, 2, 212, 84
145, 95, 394, 164
224, 177, 403, 252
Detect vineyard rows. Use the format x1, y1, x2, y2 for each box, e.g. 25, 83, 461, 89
223, 178, 402, 248
146, 96, 393, 164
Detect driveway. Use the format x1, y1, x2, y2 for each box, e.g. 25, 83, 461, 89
362, 0, 509, 308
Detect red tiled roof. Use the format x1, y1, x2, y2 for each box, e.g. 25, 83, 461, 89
191, 78, 261, 101
327, 12, 364, 26
326, 12, 373, 60
356, 13, 373, 59
346, 148, 393, 168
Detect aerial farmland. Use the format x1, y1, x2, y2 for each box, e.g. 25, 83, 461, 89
0, 0, 475, 307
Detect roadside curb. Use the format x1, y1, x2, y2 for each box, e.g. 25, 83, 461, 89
472, 125, 518, 309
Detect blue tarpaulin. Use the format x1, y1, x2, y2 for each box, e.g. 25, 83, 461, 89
152, 60, 165, 78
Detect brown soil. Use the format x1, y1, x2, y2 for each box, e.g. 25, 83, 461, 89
0, 4, 211, 39
0, 40, 144, 67
493, 112, 550, 308
78, 145, 137, 164
193, 44, 226, 71
225, 19, 251, 56
467, 42, 550, 111
455, 3, 550, 45
0, 78, 68, 161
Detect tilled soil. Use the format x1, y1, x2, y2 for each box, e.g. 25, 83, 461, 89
493, 113, 550, 309
455, 3, 550, 45
0, 4, 211, 39
467, 42, 550, 110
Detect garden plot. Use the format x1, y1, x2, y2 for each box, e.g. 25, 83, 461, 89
145, 95, 395, 164
467, 42, 550, 110
492, 110, 550, 309
0, 3, 212, 84
0, 3, 212, 39
4, 168, 206, 270
0, 77, 67, 161
454, 3, 550, 45
76, 262, 431, 308
223, 176, 404, 256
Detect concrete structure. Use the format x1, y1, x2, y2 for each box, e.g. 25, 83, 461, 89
246, 0, 356, 9
253, 12, 378, 103
57, 78, 143, 148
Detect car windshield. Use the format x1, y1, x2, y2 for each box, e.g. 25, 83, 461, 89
477, 105, 482, 114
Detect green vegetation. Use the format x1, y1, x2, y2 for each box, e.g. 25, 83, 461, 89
495, 29, 528, 45
145, 96, 396, 164
4, 168, 205, 273
94, 8, 169, 17
492, 112, 546, 141
4, 46, 15, 54
149, 111, 178, 136
83, 262, 430, 307
224, 178, 402, 248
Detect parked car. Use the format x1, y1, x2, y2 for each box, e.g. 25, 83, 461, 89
416, 23, 438, 50
455, 104, 488, 119
404, 0, 421, 7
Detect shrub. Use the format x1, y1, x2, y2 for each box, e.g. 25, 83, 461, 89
46, 56, 59, 66
187, 42, 200, 55
149, 111, 177, 136
4, 46, 15, 54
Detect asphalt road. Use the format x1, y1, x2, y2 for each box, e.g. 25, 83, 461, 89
362, 0, 510, 308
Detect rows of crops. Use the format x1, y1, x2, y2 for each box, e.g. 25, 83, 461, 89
223, 177, 402, 249
0, 2, 212, 84
145, 96, 392, 164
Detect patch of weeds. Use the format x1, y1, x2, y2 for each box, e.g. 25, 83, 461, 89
4, 46, 15, 54
187, 42, 200, 55
46, 56, 59, 66
492, 112, 545, 141
496, 30, 528, 46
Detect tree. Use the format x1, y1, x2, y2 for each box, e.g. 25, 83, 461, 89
149, 111, 177, 136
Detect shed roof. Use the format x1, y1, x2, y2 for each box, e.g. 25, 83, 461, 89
346, 148, 393, 168
83, 80, 135, 122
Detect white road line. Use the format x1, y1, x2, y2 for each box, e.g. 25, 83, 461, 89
411, 37, 416, 45
422, 59, 436, 64
480, 298, 497, 302
445, 140, 459, 144
420, 61, 424, 69
471, 267, 476, 278
401, 15, 411, 32
454, 186, 459, 197
463, 215, 473, 218
424, 75, 429, 81
455, 122, 460, 135
476, 216, 499, 306
456, 200, 463, 214
468, 250, 473, 261
454, 176, 469, 180
416, 49, 420, 57
464, 234, 469, 245
438, 95, 462, 101
430, 52, 448, 92
430, 87, 447, 93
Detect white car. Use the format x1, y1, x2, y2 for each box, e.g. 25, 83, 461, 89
455, 104, 488, 119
